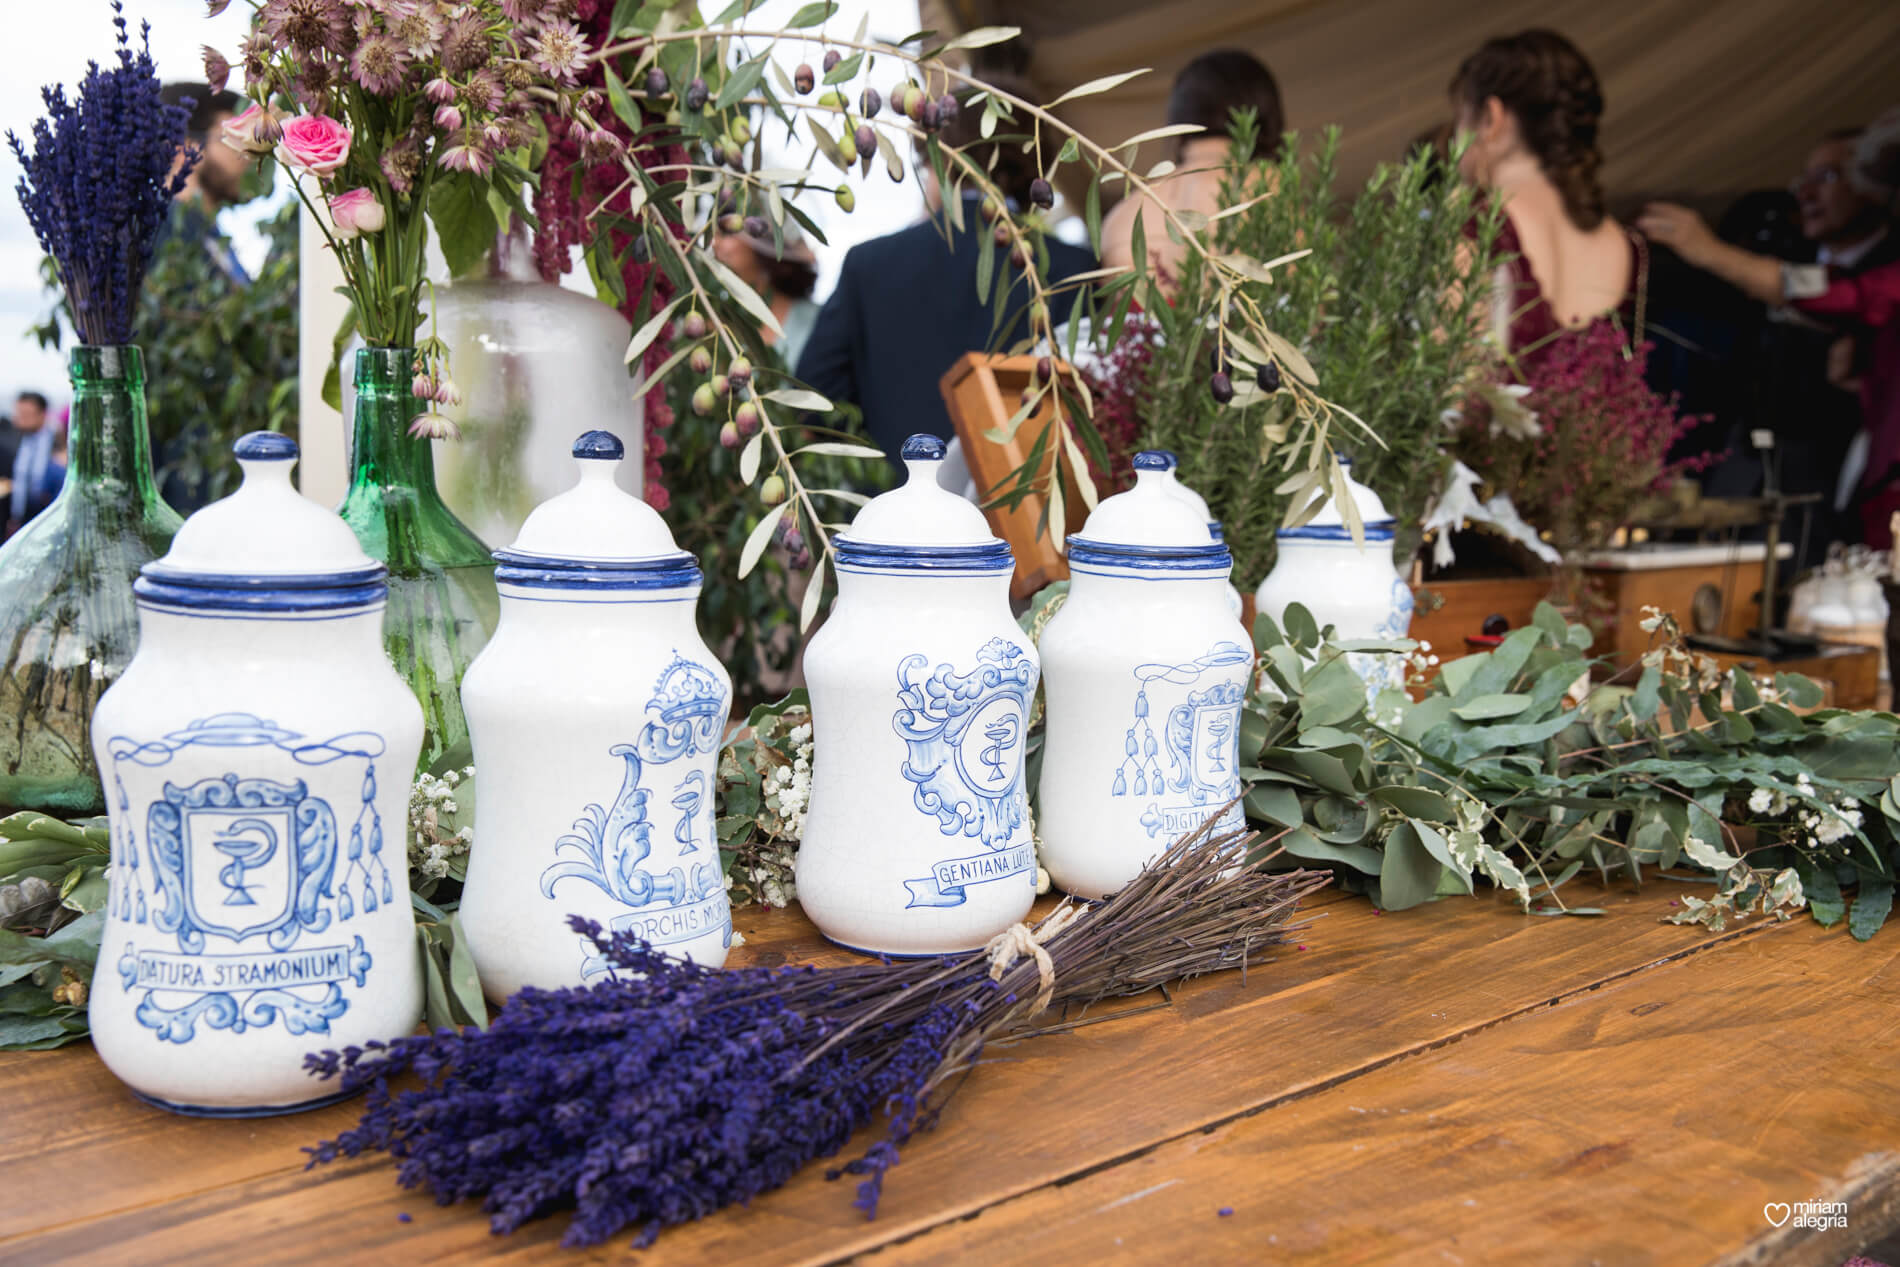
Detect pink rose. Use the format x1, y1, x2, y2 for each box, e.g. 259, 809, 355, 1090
327, 188, 386, 239
220, 103, 282, 155
278, 114, 352, 177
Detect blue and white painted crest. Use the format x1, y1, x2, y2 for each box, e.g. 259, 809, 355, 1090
892, 637, 1038, 907
1112, 642, 1249, 841
101, 713, 387, 1043
538, 651, 732, 971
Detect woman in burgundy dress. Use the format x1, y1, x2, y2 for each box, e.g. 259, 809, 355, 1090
1450, 30, 1648, 363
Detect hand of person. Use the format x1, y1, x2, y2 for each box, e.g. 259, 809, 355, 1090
1635, 202, 1720, 269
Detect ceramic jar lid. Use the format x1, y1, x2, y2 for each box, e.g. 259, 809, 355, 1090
136, 432, 387, 612
493, 431, 699, 589
1281, 456, 1397, 542
1067, 451, 1232, 573
1148, 451, 1222, 541
834, 434, 1012, 573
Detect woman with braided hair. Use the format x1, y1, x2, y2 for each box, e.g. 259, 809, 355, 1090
1451, 29, 1646, 363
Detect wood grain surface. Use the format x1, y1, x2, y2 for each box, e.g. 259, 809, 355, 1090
2, 880, 1892, 1267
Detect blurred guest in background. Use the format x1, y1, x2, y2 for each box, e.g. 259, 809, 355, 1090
1640, 109, 1900, 545
1101, 48, 1284, 283
0, 407, 19, 490
712, 221, 822, 369
1450, 29, 1643, 360
157, 83, 250, 284
796, 77, 1095, 456
7, 392, 60, 537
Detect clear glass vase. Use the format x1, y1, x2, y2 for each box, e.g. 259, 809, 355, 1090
429, 234, 644, 546
0, 346, 182, 812
336, 347, 498, 771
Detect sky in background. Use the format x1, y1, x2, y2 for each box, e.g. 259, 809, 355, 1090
0, 0, 924, 410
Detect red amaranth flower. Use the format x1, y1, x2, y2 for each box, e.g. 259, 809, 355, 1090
533, 0, 685, 509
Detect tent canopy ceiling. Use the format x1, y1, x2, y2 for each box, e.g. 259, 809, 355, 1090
936, 0, 1900, 214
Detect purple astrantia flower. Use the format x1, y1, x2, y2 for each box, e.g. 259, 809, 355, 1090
8, 3, 194, 347
529, 17, 587, 86
384, 0, 444, 60
349, 34, 412, 96
260, 0, 355, 57
439, 12, 489, 75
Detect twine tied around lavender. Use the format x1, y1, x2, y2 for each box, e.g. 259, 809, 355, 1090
985, 902, 1083, 1014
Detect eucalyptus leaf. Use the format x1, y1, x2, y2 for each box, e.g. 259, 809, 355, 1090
1452, 693, 1533, 722
1380, 822, 1445, 910
1851, 875, 1893, 941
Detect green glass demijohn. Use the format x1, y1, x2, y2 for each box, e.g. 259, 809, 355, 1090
0, 346, 181, 812
336, 347, 498, 770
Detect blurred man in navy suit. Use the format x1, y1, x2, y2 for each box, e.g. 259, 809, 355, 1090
796, 78, 1096, 459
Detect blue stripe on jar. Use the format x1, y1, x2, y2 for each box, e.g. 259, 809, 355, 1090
833, 538, 1014, 573
1208, 521, 1225, 542
134, 566, 388, 613
1066, 537, 1232, 573
232, 431, 299, 461
492, 548, 702, 590
1276, 522, 1397, 543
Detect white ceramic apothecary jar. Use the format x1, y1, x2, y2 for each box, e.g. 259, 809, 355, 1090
797, 435, 1038, 956
1039, 452, 1251, 899
459, 431, 731, 998
1151, 452, 1244, 619
88, 432, 423, 1116
1253, 457, 1414, 696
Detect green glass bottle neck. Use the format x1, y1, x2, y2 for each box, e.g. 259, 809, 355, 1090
65, 345, 164, 496
338, 346, 491, 572
346, 346, 443, 498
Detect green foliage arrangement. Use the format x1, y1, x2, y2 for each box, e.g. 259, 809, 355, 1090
1136, 123, 1505, 584
714, 690, 812, 908
1243, 604, 1899, 937
0, 813, 108, 1050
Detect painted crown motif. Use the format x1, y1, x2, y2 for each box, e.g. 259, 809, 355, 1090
649, 657, 725, 725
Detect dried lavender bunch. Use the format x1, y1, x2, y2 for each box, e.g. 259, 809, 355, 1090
306, 827, 1325, 1248
8, 3, 193, 347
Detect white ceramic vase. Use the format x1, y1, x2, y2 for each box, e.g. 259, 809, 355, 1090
1150, 452, 1245, 620
88, 433, 423, 1116
458, 433, 732, 999
1039, 453, 1251, 899
797, 436, 1038, 955
1254, 458, 1414, 696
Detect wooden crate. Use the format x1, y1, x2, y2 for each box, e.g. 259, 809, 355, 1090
939, 352, 1088, 600
1410, 576, 1553, 657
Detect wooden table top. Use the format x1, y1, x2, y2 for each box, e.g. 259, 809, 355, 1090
5, 879, 1897, 1266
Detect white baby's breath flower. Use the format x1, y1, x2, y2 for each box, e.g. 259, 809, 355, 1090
1747, 787, 1774, 815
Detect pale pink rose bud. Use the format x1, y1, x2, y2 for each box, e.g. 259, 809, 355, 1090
277, 114, 353, 178
220, 103, 278, 155
433, 104, 463, 131
327, 187, 386, 239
